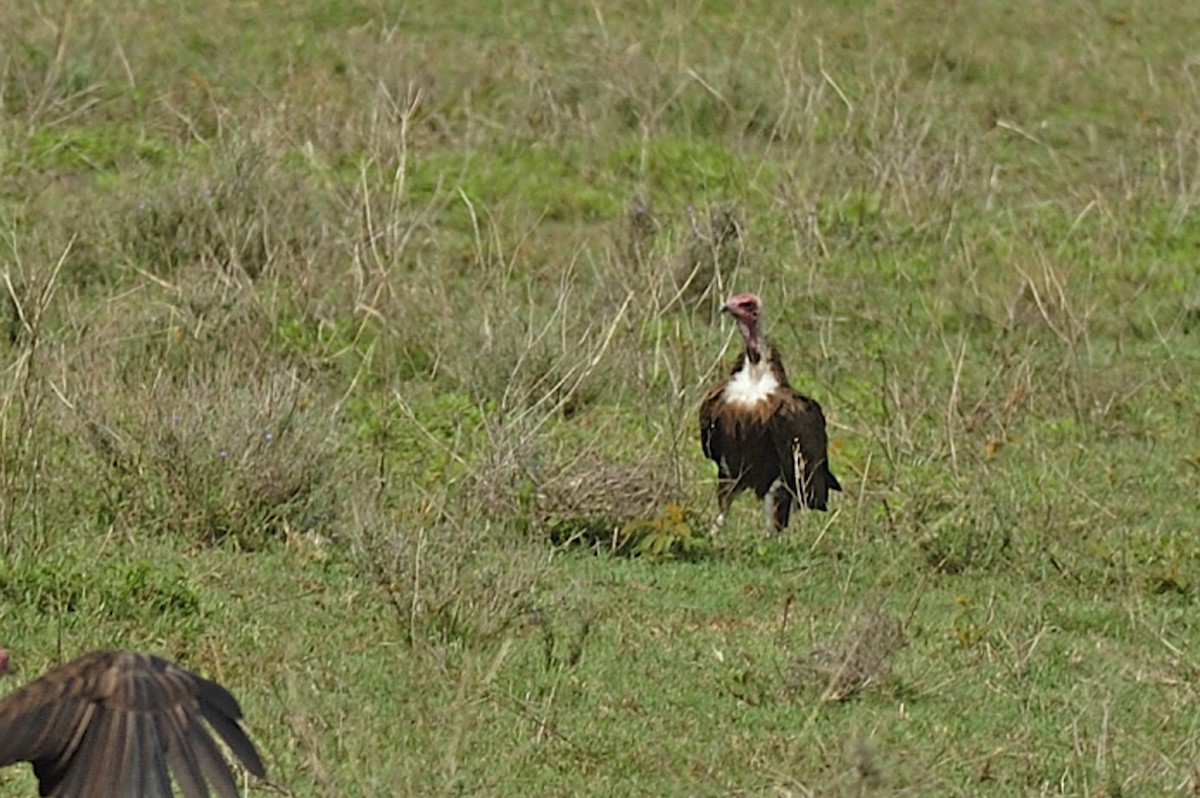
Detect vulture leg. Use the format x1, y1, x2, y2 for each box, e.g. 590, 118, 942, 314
768, 480, 793, 533
712, 478, 737, 533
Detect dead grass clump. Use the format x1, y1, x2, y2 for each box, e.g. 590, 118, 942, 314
64, 367, 338, 549
456, 423, 539, 525
347, 501, 543, 651
532, 454, 700, 556
668, 204, 745, 314
788, 611, 907, 703
607, 199, 748, 336
459, 428, 698, 557
534, 454, 675, 526
117, 141, 332, 283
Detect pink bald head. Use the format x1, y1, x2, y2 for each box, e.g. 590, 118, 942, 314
722, 293, 761, 325
721, 293, 764, 352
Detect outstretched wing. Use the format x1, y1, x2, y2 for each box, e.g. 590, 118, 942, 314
769, 391, 840, 512
0, 650, 266, 798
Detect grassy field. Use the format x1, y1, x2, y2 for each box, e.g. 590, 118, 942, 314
1, 0, 1199, 795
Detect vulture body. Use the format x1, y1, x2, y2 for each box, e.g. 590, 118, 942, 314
0, 648, 265, 798
700, 293, 840, 531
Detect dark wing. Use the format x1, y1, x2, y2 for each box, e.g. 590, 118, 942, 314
770, 390, 841, 512
699, 379, 730, 466
0, 650, 266, 798
699, 352, 747, 465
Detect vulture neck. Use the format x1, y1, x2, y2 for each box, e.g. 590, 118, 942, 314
737, 319, 763, 363
723, 322, 787, 407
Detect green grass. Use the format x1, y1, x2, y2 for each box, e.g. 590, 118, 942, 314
2, 0, 1200, 795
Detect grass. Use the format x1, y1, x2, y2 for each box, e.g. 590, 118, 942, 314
1, 0, 1199, 795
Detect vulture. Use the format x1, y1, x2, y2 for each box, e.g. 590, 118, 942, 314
699, 293, 841, 531
0, 647, 266, 798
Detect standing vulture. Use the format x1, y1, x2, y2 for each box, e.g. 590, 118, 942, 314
699, 293, 841, 531
0, 647, 266, 798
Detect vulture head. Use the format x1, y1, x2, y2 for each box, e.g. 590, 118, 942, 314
721, 292, 763, 353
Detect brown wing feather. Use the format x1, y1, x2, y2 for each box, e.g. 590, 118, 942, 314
699, 377, 731, 465
770, 389, 841, 512
0, 650, 265, 798
700, 351, 749, 466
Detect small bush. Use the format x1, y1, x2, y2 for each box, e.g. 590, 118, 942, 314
787, 610, 907, 703
66, 367, 338, 549
347, 502, 543, 651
